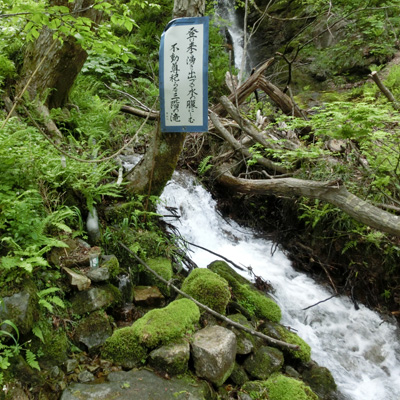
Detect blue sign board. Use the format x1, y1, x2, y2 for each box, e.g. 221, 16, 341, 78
159, 17, 209, 132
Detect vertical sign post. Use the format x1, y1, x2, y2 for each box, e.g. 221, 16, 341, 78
159, 17, 209, 132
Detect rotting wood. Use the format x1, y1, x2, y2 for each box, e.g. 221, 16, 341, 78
121, 105, 159, 120
217, 169, 400, 238
118, 241, 300, 351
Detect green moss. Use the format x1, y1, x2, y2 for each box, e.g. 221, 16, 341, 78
105, 283, 123, 306
132, 298, 200, 348
208, 261, 281, 322
101, 255, 120, 279
265, 373, 319, 400
302, 363, 337, 398
243, 346, 284, 380
260, 321, 311, 363
180, 268, 231, 314
102, 326, 148, 368
144, 257, 173, 296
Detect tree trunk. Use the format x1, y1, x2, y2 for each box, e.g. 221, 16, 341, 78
126, 0, 205, 196
16, 0, 101, 109
217, 170, 400, 237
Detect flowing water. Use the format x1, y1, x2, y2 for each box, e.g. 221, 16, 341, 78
158, 170, 400, 400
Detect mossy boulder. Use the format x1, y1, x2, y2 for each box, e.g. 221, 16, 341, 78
208, 261, 281, 322
180, 268, 231, 314
241, 373, 318, 400
265, 373, 319, 400
142, 257, 173, 297
225, 313, 255, 355
101, 255, 120, 279
259, 321, 311, 363
102, 299, 200, 367
132, 298, 200, 348
301, 362, 338, 400
243, 346, 284, 380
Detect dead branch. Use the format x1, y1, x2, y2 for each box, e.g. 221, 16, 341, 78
369, 71, 400, 110
118, 241, 300, 351
216, 169, 400, 237
121, 105, 159, 120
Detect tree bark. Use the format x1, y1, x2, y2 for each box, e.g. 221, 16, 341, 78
16, 0, 101, 109
126, 0, 205, 196
217, 170, 400, 237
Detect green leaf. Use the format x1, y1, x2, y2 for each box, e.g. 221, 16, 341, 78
32, 325, 44, 343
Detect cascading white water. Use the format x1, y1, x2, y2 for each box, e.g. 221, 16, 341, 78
158, 170, 400, 400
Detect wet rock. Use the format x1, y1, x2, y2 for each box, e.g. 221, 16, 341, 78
70, 286, 117, 315
230, 362, 249, 386
191, 325, 237, 386
134, 286, 165, 307
243, 346, 284, 380
101, 254, 120, 278
0, 282, 38, 335
148, 340, 190, 376
225, 314, 255, 355
74, 310, 113, 353
60, 368, 214, 400
301, 362, 338, 400
63, 267, 91, 291
86, 266, 110, 282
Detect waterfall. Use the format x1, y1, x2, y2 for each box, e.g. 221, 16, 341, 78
158, 170, 400, 400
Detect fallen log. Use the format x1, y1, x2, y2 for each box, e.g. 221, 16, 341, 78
217, 169, 400, 238
121, 105, 159, 119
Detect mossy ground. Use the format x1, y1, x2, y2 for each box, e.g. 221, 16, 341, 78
180, 268, 231, 314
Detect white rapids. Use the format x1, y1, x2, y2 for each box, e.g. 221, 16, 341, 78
158, 170, 400, 400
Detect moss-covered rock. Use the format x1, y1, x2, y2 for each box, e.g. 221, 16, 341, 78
208, 261, 281, 322
259, 321, 311, 363
301, 362, 338, 400
230, 362, 249, 386
264, 373, 319, 400
132, 298, 200, 348
225, 313, 255, 355
101, 326, 148, 368
142, 257, 173, 297
180, 268, 231, 314
101, 255, 120, 279
243, 346, 284, 380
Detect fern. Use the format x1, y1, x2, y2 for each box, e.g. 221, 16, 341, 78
25, 350, 40, 371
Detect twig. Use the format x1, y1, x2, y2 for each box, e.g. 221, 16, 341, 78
118, 241, 300, 351
369, 71, 400, 110
302, 294, 338, 310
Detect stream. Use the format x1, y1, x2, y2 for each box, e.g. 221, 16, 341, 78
158, 170, 400, 400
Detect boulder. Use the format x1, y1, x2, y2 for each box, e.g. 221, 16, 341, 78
148, 340, 190, 376
134, 286, 165, 307
48, 237, 91, 267
74, 310, 113, 353
101, 254, 120, 278
142, 257, 173, 297
230, 362, 249, 386
180, 268, 231, 314
301, 362, 338, 400
225, 314, 255, 355
70, 286, 118, 315
86, 267, 110, 282
63, 267, 91, 291
243, 346, 284, 380
60, 368, 214, 400
191, 325, 237, 386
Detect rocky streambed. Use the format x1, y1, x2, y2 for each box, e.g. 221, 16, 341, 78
0, 234, 339, 400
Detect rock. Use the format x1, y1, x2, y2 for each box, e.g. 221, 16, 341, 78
78, 370, 95, 383
71, 286, 118, 315
301, 362, 338, 400
134, 286, 165, 307
74, 310, 113, 353
259, 320, 311, 363
8, 355, 44, 387
225, 314, 255, 355
48, 237, 91, 267
243, 346, 284, 380
86, 266, 110, 282
65, 359, 79, 374
63, 267, 91, 291
101, 254, 120, 278
60, 368, 214, 400
208, 260, 281, 323
142, 257, 173, 297
0, 282, 38, 335
102, 299, 200, 367
230, 362, 249, 386
191, 325, 237, 386
148, 340, 190, 376
180, 268, 231, 314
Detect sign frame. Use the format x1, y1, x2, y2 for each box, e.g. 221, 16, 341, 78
159, 16, 209, 133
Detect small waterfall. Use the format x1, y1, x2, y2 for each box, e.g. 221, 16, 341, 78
118, 274, 133, 303
158, 170, 400, 400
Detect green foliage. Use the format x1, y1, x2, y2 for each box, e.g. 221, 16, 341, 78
198, 155, 213, 175
37, 287, 65, 314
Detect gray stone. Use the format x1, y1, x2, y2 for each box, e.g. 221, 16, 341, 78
65, 359, 79, 374
0, 286, 38, 335
78, 370, 95, 383
301, 362, 338, 400
61, 368, 214, 400
149, 340, 190, 376
134, 286, 165, 307
191, 325, 236, 386
229, 362, 249, 386
243, 346, 284, 380
86, 267, 110, 282
226, 314, 255, 355
74, 311, 113, 352
71, 287, 116, 315
63, 267, 91, 291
